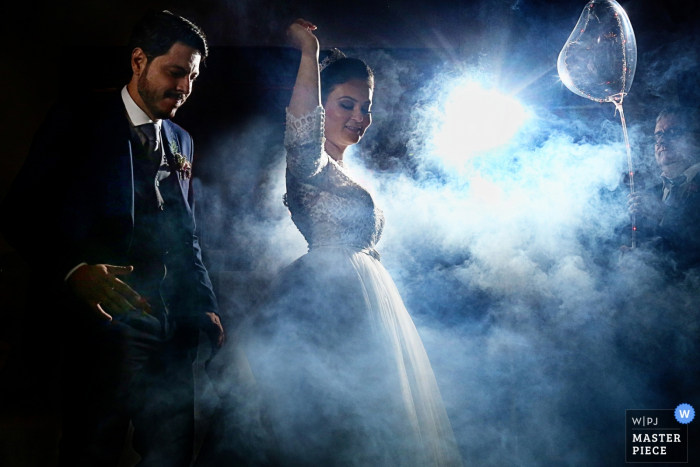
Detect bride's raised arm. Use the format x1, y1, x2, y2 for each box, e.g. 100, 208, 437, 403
286, 19, 321, 118
284, 19, 328, 181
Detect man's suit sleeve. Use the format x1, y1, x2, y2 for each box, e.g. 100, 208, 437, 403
187, 134, 219, 318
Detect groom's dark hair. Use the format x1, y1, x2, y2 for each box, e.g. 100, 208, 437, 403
128, 10, 208, 62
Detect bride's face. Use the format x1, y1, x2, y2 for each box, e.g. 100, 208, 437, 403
323, 79, 373, 154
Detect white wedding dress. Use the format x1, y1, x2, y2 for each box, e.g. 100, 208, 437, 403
208, 107, 463, 467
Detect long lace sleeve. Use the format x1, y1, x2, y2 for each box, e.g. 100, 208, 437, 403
285, 106, 327, 180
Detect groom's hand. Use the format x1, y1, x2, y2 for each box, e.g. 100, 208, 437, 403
201, 312, 225, 348
66, 264, 151, 321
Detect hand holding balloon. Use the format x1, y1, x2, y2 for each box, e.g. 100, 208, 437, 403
628, 192, 666, 224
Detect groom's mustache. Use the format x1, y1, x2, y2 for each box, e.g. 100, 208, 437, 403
164, 91, 186, 101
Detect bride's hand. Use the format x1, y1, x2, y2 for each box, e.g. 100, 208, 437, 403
287, 19, 319, 55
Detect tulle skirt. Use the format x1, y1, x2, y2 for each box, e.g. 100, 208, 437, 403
208, 246, 462, 467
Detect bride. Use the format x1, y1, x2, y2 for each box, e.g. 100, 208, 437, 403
205, 19, 463, 467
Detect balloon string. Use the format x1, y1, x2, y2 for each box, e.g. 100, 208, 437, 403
614, 100, 636, 248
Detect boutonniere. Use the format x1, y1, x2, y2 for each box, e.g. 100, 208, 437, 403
169, 139, 192, 180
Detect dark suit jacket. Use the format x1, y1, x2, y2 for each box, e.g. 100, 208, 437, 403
0, 91, 217, 328
633, 170, 700, 275
656, 174, 700, 272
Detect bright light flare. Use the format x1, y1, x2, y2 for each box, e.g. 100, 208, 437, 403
435, 82, 528, 164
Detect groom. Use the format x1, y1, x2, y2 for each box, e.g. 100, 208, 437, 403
1, 10, 224, 466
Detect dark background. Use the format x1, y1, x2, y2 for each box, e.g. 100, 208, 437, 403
1, 0, 700, 465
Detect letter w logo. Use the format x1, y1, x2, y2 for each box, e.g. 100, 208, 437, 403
680, 410, 691, 419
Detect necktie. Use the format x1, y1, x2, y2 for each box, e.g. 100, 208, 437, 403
138, 123, 159, 156
138, 123, 166, 209
662, 174, 687, 207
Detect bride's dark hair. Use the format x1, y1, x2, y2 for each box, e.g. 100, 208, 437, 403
320, 57, 375, 105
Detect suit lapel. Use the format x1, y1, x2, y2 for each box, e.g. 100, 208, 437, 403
93, 93, 135, 223
161, 120, 191, 209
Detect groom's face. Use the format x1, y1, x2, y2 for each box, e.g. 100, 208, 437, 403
137, 42, 201, 120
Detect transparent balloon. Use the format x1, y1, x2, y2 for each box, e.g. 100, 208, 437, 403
557, 0, 637, 104
558, 0, 638, 246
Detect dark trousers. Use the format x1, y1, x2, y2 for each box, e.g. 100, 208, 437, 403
58, 309, 198, 467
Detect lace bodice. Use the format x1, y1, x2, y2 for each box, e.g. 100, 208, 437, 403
284, 107, 384, 254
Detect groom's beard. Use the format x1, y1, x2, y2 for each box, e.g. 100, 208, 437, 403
138, 66, 187, 120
